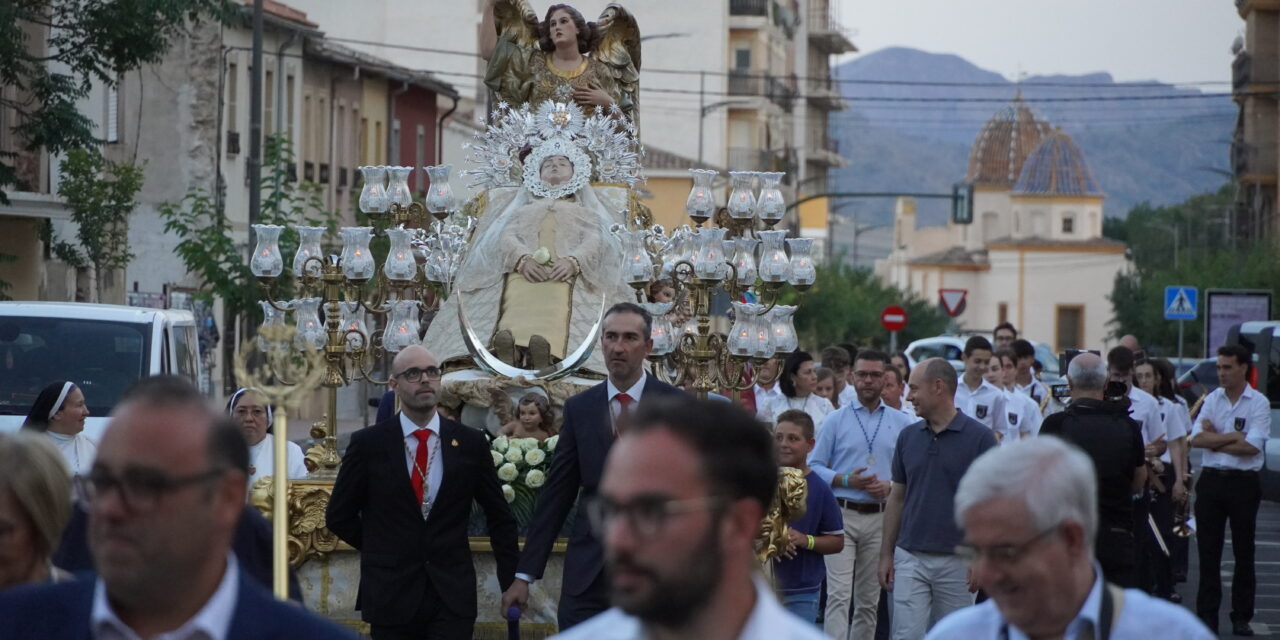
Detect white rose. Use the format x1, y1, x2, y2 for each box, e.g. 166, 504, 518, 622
494, 436, 509, 453
544, 435, 559, 451
520, 437, 540, 451
491, 450, 503, 467
532, 246, 552, 266
525, 469, 546, 488
498, 462, 519, 482
502, 484, 515, 503
505, 448, 525, 464
524, 448, 546, 466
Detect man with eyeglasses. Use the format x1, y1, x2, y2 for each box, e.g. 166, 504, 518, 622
879, 358, 997, 640
1039, 352, 1146, 588
553, 396, 827, 639
925, 437, 1212, 639
327, 345, 518, 640
502, 302, 683, 629
810, 349, 914, 640
0, 375, 355, 639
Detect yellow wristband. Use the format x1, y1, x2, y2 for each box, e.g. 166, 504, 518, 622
806, 534, 815, 551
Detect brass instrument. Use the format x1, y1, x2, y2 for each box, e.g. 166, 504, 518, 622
1188, 393, 1206, 421
1173, 471, 1194, 537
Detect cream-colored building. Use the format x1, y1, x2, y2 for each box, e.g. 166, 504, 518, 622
877, 98, 1128, 351
1232, 0, 1280, 241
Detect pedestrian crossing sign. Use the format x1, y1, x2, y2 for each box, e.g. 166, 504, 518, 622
1163, 286, 1197, 321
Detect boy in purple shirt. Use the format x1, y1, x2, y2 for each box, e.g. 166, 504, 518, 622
773, 410, 845, 623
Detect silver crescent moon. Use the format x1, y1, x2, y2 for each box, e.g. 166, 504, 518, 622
458, 291, 606, 381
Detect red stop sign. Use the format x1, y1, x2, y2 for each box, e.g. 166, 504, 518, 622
881, 305, 908, 332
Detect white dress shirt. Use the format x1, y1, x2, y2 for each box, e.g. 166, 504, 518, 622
606, 371, 648, 426
45, 431, 96, 477
400, 411, 443, 512
247, 436, 309, 487
955, 378, 1009, 437
762, 393, 835, 437
925, 563, 1213, 640
92, 554, 240, 640
1154, 395, 1190, 464
551, 577, 828, 640
837, 383, 858, 409
1192, 385, 1272, 471
1002, 389, 1043, 440
1127, 386, 1165, 445
1015, 378, 1049, 405
753, 383, 785, 422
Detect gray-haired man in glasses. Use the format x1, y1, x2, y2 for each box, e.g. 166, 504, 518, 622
0, 375, 354, 639
553, 396, 827, 640
925, 436, 1211, 639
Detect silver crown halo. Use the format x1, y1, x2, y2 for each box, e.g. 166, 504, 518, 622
463, 100, 645, 192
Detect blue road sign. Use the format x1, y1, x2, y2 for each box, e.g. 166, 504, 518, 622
1164, 286, 1198, 321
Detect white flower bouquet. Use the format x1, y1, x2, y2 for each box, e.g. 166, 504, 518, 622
488, 433, 559, 529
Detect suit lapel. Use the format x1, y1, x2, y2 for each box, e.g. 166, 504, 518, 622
380, 417, 421, 515
430, 419, 462, 523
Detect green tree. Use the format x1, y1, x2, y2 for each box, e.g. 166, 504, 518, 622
788, 260, 948, 352
160, 134, 338, 319
55, 147, 145, 302
1107, 185, 1279, 357
1, 0, 230, 202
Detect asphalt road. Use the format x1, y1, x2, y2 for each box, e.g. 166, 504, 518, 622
1182, 498, 1280, 636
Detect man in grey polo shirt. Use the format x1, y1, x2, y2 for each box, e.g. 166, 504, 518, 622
878, 358, 997, 640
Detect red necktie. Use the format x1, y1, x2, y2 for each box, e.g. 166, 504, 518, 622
615, 393, 634, 436
411, 429, 431, 505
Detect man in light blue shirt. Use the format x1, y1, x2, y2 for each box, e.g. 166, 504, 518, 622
926, 436, 1212, 640
810, 349, 914, 640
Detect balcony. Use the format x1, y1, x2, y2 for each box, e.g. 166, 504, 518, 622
807, 8, 856, 54
727, 147, 776, 171
731, 0, 768, 15
806, 132, 844, 167
727, 70, 795, 112
807, 76, 847, 111
1234, 137, 1278, 182
1237, 0, 1280, 18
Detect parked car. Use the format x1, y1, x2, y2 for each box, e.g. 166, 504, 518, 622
0, 302, 199, 441
904, 334, 1061, 381
1176, 358, 1218, 404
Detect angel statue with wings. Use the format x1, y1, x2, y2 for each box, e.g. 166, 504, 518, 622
481, 1, 640, 127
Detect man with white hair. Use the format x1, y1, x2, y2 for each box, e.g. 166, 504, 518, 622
925, 437, 1213, 639
1040, 352, 1146, 588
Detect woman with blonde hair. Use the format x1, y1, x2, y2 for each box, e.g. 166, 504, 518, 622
0, 431, 73, 590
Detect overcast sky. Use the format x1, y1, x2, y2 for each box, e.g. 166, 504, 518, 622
837, 0, 1241, 85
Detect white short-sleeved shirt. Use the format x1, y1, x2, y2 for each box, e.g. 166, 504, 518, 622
1154, 396, 1190, 464
1191, 385, 1272, 471
1003, 389, 1043, 440
753, 383, 785, 422
955, 379, 1008, 437
763, 393, 835, 437
1127, 386, 1164, 445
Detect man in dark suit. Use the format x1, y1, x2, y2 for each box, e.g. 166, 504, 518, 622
0, 375, 354, 639
501, 302, 684, 629
327, 344, 518, 640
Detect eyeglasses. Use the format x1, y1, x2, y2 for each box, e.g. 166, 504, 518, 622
586, 495, 723, 539
394, 366, 442, 383
75, 466, 227, 513
955, 524, 1060, 567
853, 370, 884, 380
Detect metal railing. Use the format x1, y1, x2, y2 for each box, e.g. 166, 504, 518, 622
731, 0, 768, 16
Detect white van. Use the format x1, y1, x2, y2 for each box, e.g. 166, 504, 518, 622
0, 302, 200, 441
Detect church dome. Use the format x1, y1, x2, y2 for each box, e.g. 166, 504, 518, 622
965, 94, 1053, 187
1012, 129, 1102, 196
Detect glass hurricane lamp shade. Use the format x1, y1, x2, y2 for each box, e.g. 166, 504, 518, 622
292, 226, 326, 277
756, 230, 790, 283
424, 164, 457, 215
257, 301, 289, 351
383, 226, 417, 282
785, 238, 816, 287
660, 227, 695, 277
728, 302, 772, 359
691, 227, 729, 281
358, 166, 390, 213
291, 298, 327, 351
727, 301, 755, 356
754, 172, 786, 223
685, 169, 719, 222
385, 166, 414, 208
383, 300, 421, 353
421, 242, 450, 284
339, 227, 376, 280
769, 305, 799, 354
731, 237, 759, 285
613, 227, 654, 284
249, 224, 285, 278
726, 171, 757, 220
339, 302, 368, 352
639, 302, 676, 356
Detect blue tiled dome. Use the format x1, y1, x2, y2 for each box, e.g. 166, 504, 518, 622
965, 94, 1053, 187
1012, 129, 1102, 196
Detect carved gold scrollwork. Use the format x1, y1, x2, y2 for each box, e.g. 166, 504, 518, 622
251, 478, 350, 567
755, 467, 808, 565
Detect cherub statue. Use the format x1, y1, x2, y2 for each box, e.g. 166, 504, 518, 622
481, 1, 640, 128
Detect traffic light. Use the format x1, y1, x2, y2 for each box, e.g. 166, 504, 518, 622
951, 182, 974, 225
